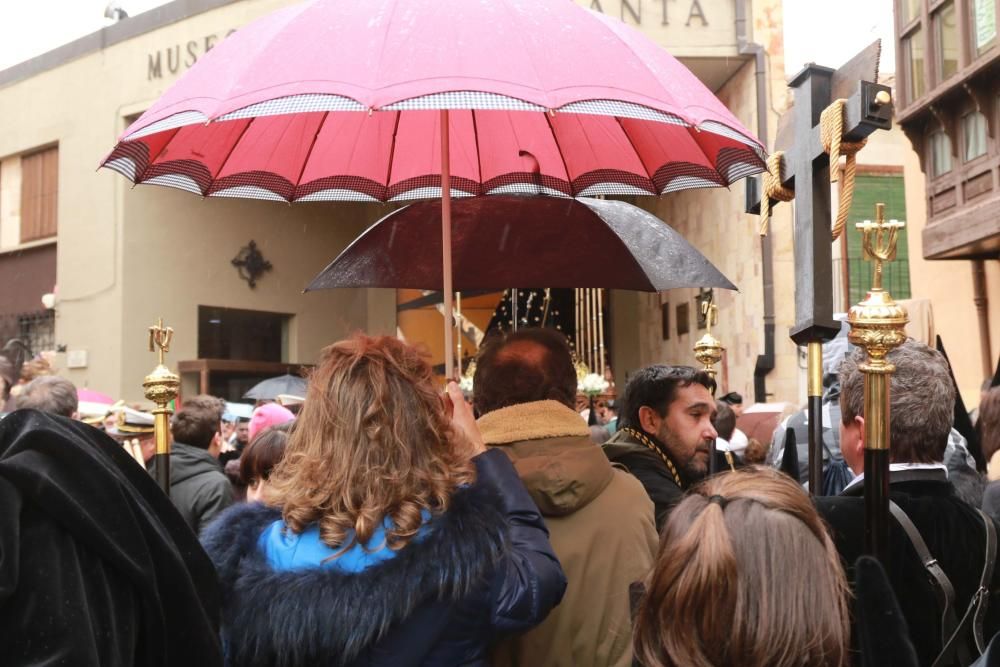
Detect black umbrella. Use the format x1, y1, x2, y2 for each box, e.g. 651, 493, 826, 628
243, 374, 307, 401
306, 196, 736, 292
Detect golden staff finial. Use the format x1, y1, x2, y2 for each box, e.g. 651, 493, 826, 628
856, 202, 905, 291
148, 318, 174, 367
693, 292, 724, 390
144, 318, 180, 496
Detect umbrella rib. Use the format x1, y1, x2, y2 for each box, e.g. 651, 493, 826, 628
613, 116, 657, 190
688, 128, 730, 185
135, 128, 182, 184
383, 110, 402, 195
291, 111, 330, 201
471, 109, 483, 191
543, 111, 573, 196
206, 119, 256, 197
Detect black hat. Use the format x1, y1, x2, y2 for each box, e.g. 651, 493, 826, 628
719, 391, 743, 405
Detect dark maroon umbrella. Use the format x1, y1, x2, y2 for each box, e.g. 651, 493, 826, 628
306, 196, 736, 292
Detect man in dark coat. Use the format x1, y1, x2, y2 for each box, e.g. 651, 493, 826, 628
0, 409, 223, 666
602, 365, 718, 531
162, 395, 233, 534
816, 340, 1000, 666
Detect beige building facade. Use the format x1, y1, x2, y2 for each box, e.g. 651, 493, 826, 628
0, 0, 798, 404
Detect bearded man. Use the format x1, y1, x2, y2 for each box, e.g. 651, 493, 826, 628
603, 365, 718, 530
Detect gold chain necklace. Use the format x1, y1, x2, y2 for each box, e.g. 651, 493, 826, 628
622, 427, 683, 488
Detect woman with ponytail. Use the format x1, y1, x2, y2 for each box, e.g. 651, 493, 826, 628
633, 467, 850, 667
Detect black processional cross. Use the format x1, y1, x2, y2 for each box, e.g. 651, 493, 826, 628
751, 41, 893, 559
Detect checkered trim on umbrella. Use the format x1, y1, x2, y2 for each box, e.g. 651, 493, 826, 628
388, 174, 481, 201
208, 171, 296, 201
218, 94, 366, 121
661, 175, 726, 194
297, 189, 382, 203
577, 183, 658, 197
652, 162, 724, 193
383, 92, 546, 112
210, 185, 290, 202
485, 183, 572, 198
104, 157, 139, 182
558, 100, 688, 126
143, 173, 205, 196
714, 146, 767, 184
571, 168, 657, 196
389, 186, 478, 202
483, 172, 573, 197
699, 120, 767, 160
141, 159, 213, 196
296, 175, 389, 202
126, 111, 208, 140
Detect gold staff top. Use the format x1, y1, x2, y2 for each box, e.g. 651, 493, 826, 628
693, 297, 724, 381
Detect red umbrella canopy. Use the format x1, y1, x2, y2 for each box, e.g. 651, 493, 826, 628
100, 0, 766, 202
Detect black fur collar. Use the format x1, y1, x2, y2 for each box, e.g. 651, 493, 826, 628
201, 481, 509, 666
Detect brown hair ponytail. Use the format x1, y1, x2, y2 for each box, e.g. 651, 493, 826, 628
634, 467, 850, 667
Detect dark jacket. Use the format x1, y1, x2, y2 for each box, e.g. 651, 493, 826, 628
0, 409, 223, 667
602, 427, 689, 531
167, 441, 233, 534
816, 469, 1000, 666
200, 447, 566, 667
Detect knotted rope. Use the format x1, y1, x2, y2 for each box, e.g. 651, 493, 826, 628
821, 98, 868, 240
759, 151, 793, 236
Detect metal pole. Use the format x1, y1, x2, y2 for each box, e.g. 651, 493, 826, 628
863, 369, 891, 561
455, 291, 463, 377
597, 288, 606, 376
807, 341, 824, 495
574, 288, 581, 355
512, 288, 518, 332
590, 289, 599, 371
440, 109, 455, 379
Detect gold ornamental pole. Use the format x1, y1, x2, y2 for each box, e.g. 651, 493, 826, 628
846, 203, 908, 563
693, 296, 724, 390
693, 295, 724, 474
144, 319, 180, 497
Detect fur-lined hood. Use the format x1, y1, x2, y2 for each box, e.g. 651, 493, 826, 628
201, 480, 509, 667
477, 400, 614, 517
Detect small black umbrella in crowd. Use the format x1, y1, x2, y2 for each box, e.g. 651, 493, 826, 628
306, 196, 736, 293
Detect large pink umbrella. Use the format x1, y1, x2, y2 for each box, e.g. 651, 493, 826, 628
100, 0, 766, 375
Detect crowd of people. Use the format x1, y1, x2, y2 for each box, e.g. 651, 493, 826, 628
0, 328, 999, 666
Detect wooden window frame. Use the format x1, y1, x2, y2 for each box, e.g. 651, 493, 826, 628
19, 146, 58, 244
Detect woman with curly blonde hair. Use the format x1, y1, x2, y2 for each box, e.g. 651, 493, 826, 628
633, 467, 850, 667
201, 335, 566, 667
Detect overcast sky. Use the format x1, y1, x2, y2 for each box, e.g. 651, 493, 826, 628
0, 0, 897, 75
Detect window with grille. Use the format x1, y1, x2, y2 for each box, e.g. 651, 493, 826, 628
20, 147, 58, 243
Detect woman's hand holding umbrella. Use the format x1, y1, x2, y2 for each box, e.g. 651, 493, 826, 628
445, 381, 486, 459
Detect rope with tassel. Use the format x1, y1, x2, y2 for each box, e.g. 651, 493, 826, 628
759, 151, 793, 236
820, 98, 868, 241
